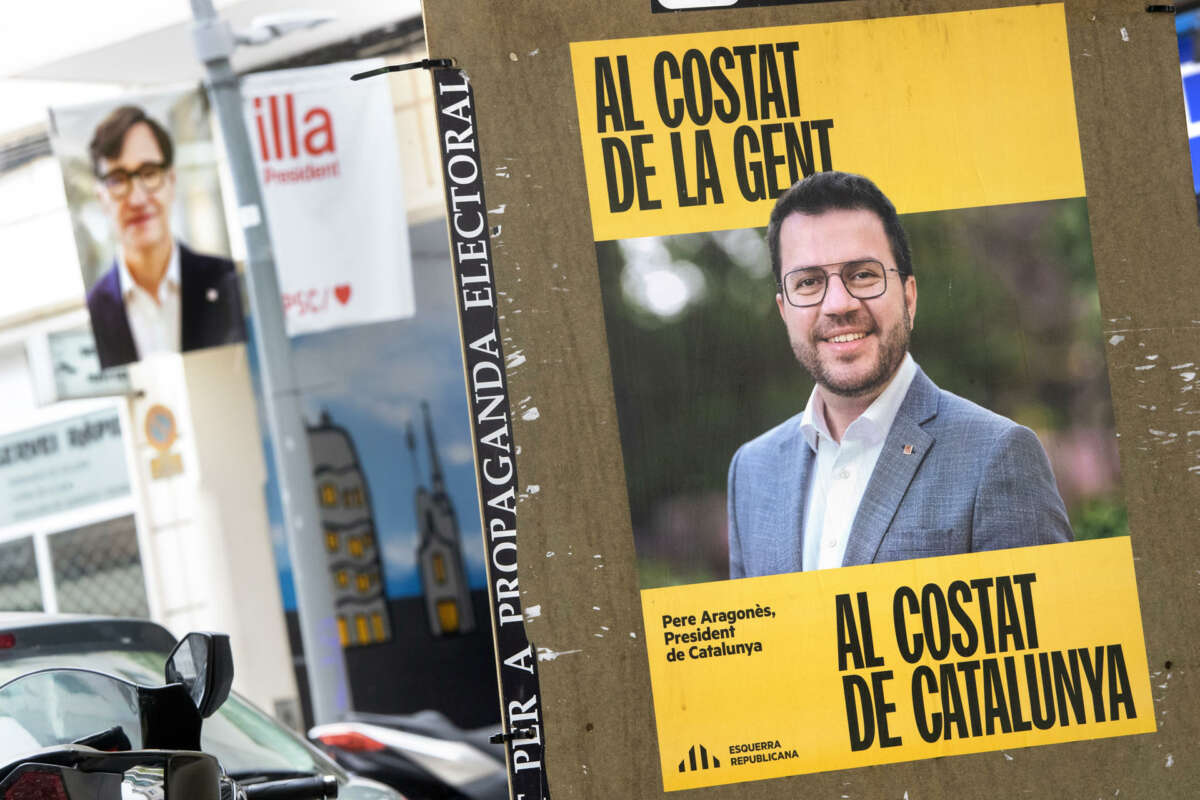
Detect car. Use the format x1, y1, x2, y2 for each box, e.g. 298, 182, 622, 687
0, 612, 404, 800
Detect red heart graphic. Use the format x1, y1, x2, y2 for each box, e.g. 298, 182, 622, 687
334, 284, 352, 305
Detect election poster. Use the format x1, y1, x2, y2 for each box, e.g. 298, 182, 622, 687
421, 1, 1191, 798
567, 4, 1151, 788
242, 59, 416, 337
49, 87, 244, 369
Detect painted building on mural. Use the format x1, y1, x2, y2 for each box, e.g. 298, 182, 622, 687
309, 413, 392, 646
411, 401, 476, 638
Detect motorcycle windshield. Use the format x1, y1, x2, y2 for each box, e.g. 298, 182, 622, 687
0, 668, 142, 760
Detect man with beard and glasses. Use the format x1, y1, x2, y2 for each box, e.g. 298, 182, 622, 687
727, 171, 1073, 579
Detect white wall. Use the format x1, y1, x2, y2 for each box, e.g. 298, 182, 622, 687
126, 345, 301, 719
0, 158, 86, 326
0, 344, 38, 413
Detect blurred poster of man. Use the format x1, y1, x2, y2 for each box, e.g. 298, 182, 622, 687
86, 105, 245, 368
727, 171, 1073, 579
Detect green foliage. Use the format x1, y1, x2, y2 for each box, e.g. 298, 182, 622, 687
637, 557, 721, 590
1070, 495, 1130, 541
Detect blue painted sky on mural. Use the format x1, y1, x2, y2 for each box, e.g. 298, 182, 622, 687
256, 222, 488, 609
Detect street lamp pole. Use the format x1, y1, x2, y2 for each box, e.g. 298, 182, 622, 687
188, 0, 351, 725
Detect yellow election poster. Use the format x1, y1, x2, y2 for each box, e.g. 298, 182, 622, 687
566, 2, 1153, 792
642, 538, 1152, 790
569, 4, 1084, 240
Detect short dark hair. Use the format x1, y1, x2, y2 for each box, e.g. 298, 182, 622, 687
767, 171, 913, 285
89, 105, 174, 177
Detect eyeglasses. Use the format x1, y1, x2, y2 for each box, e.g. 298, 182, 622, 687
98, 162, 168, 199
779, 259, 902, 307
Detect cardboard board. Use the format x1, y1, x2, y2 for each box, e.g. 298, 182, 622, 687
421, 1, 1196, 797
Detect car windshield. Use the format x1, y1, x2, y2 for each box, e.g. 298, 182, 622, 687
0, 649, 338, 777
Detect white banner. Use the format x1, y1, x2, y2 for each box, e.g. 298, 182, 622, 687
243, 58, 415, 336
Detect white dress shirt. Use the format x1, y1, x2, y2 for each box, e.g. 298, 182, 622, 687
799, 353, 918, 570
118, 243, 181, 359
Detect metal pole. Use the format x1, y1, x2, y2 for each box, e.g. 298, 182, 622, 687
189, 0, 351, 724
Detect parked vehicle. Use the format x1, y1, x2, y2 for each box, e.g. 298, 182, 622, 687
0, 628, 341, 800
309, 712, 507, 800
0, 614, 402, 800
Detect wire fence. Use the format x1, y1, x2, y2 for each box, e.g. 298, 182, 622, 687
0, 537, 42, 611
50, 517, 149, 618
0, 516, 150, 617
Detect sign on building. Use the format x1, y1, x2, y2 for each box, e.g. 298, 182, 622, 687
0, 409, 130, 527
26, 328, 132, 405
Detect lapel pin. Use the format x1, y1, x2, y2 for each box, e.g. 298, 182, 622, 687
902, 444, 914, 455
206, 288, 219, 302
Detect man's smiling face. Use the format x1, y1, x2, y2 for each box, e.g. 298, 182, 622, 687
96, 121, 175, 259
775, 207, 917, 400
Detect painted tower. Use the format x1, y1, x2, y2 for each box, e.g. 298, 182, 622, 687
412, 401, 475, 636
309, 412, 391, 646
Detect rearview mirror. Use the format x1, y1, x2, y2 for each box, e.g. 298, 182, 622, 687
165, 633, 234, 718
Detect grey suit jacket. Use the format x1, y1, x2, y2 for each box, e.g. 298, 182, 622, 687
727, 366, 1073, 578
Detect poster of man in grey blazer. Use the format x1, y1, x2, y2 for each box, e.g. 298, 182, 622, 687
727, 171, 1073, 580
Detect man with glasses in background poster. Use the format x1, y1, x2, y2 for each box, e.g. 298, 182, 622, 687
86, 105, 245, 368
727, 171, 1073, 580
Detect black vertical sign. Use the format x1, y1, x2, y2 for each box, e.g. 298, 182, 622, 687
432, 68, 549, 800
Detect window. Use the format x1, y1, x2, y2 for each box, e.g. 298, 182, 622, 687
0, 538, 41, 611
49, 517, 149, 618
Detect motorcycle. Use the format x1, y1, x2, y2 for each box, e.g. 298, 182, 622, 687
0, 631, 339, 800
309, 712, 507, 800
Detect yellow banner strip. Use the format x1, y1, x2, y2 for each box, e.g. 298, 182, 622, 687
641, 538, 1151, 791
569, 4, 1085, 240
